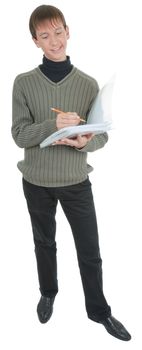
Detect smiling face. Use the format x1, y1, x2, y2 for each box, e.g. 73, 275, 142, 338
33, 19, 70, 62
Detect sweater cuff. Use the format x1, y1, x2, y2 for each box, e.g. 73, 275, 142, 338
75, 133, 109, 153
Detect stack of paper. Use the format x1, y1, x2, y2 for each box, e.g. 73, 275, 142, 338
40, 75, 115, 148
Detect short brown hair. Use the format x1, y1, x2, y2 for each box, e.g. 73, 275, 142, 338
29, 4, 67, 39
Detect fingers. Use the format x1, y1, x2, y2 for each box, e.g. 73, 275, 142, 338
59, 114, 80, 123
53, 138, 75, 146
56, 112, 80, 129
52, 134, 91, 148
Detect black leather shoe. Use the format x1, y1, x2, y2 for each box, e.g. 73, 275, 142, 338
99, 315, 131, 341
37, 296, 55, 323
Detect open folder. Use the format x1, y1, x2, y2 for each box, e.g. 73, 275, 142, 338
40, 75, 115, 148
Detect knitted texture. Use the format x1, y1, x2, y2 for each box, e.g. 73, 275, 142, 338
12, 67, 108, 187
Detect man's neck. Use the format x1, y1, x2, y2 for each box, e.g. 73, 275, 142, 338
39, 55, 73, 83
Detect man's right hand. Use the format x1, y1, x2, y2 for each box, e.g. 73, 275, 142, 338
56, 112, 80, 130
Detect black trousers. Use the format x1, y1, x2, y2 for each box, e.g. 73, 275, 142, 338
22, 177, 111, 321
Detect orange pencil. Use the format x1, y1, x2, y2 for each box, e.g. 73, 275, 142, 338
51, 107, 86, 122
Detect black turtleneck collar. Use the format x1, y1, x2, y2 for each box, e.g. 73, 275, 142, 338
39, 55, 73, 83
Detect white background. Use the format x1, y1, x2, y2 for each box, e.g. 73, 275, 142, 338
0, 0, 142, 349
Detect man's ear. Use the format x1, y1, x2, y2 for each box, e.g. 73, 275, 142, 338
32, 37, 41, 48
66, 25, 70, 39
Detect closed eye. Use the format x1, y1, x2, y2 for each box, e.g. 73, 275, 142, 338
56, 30, 63, 35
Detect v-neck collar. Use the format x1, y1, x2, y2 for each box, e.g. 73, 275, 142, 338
34, 66, 77, 86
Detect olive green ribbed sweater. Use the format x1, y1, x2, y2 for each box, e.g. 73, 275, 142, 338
12, 66, 108, 187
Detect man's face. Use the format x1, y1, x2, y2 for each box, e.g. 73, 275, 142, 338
33, 19, 70, 62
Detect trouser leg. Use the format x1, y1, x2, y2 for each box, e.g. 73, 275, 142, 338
59, 178, 111, 321
22, 178, 58, 298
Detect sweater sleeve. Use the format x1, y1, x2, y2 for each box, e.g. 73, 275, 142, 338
11, 80, 57, 148
75, 132, 109, 152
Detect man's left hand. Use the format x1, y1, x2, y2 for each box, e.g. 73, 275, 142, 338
52, 133, 95, 148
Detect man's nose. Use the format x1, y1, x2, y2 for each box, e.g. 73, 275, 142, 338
50, 35, 58, 46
